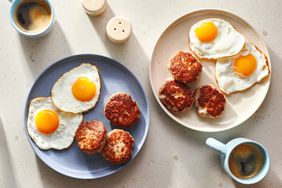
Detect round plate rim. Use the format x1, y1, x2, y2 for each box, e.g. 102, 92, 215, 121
149, 9, 271, 132
24, 54, 150, 179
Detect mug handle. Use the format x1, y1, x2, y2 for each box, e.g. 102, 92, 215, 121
206, 138, 227, 154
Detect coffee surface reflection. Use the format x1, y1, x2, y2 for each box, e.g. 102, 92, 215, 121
15, 0, 51, 33
228, 143, 264, 179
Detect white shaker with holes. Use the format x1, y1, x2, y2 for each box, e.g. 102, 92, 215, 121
106, 16, 132, 44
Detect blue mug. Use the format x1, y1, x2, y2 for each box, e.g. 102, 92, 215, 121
206, 137, 270, 184
9, 0, 55, 38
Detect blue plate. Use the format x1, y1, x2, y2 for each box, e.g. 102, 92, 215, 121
24, 54, 149, 179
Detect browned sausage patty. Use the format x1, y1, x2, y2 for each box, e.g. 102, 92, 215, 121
104, 92, 140, 127
168, 51, 202, 84
194, 85, 226, 118
159, 80, 194, 113
102, 129, 134, 164
75, 120, 107, 155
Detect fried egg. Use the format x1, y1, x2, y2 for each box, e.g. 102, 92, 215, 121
189, 18, 245, 59
216, 41, 270, 94
52, 63, 101, 113
27, 97, 83, 150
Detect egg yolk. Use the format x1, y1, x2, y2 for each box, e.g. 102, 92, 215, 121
72, 77, 96, 102
195, 22, 218, 42
233, 54, 257, 77
35, 110, 59, 134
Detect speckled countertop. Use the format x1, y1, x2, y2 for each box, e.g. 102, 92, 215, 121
0, 0, 282, 187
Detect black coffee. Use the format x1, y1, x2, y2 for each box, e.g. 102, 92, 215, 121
228, 143, 264, 179
15, 0, 51, 33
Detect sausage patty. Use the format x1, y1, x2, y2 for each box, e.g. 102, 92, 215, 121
168, 51, 202, 84
159, 80, 194, 113
102, 129, 134, 164
75, 120, 107, 155
104, 92, 140, 127
194, 85, 226, 118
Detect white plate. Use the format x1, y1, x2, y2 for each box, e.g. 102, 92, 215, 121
150, 9, 271, 132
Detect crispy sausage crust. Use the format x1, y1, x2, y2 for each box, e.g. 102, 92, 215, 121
195, 85, 226, 118
75, 120, 107, 155
168, 51, 202, 84
159, 80, 194, 113
102, 129, 134, 164
104, 92, 140, 127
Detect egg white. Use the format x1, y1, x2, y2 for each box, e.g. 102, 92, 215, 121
189, 18, 245, 59
51, 63, 101, 113
216, 41, 270, 94
27, 97, 83, 150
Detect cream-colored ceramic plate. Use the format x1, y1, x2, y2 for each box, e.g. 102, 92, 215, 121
150, 9, 271, 132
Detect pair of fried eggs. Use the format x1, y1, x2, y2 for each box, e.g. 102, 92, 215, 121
28, 64, 101, 150
189, 18, 270, 94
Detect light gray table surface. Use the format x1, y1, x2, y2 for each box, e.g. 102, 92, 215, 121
0, 0, 282, 187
